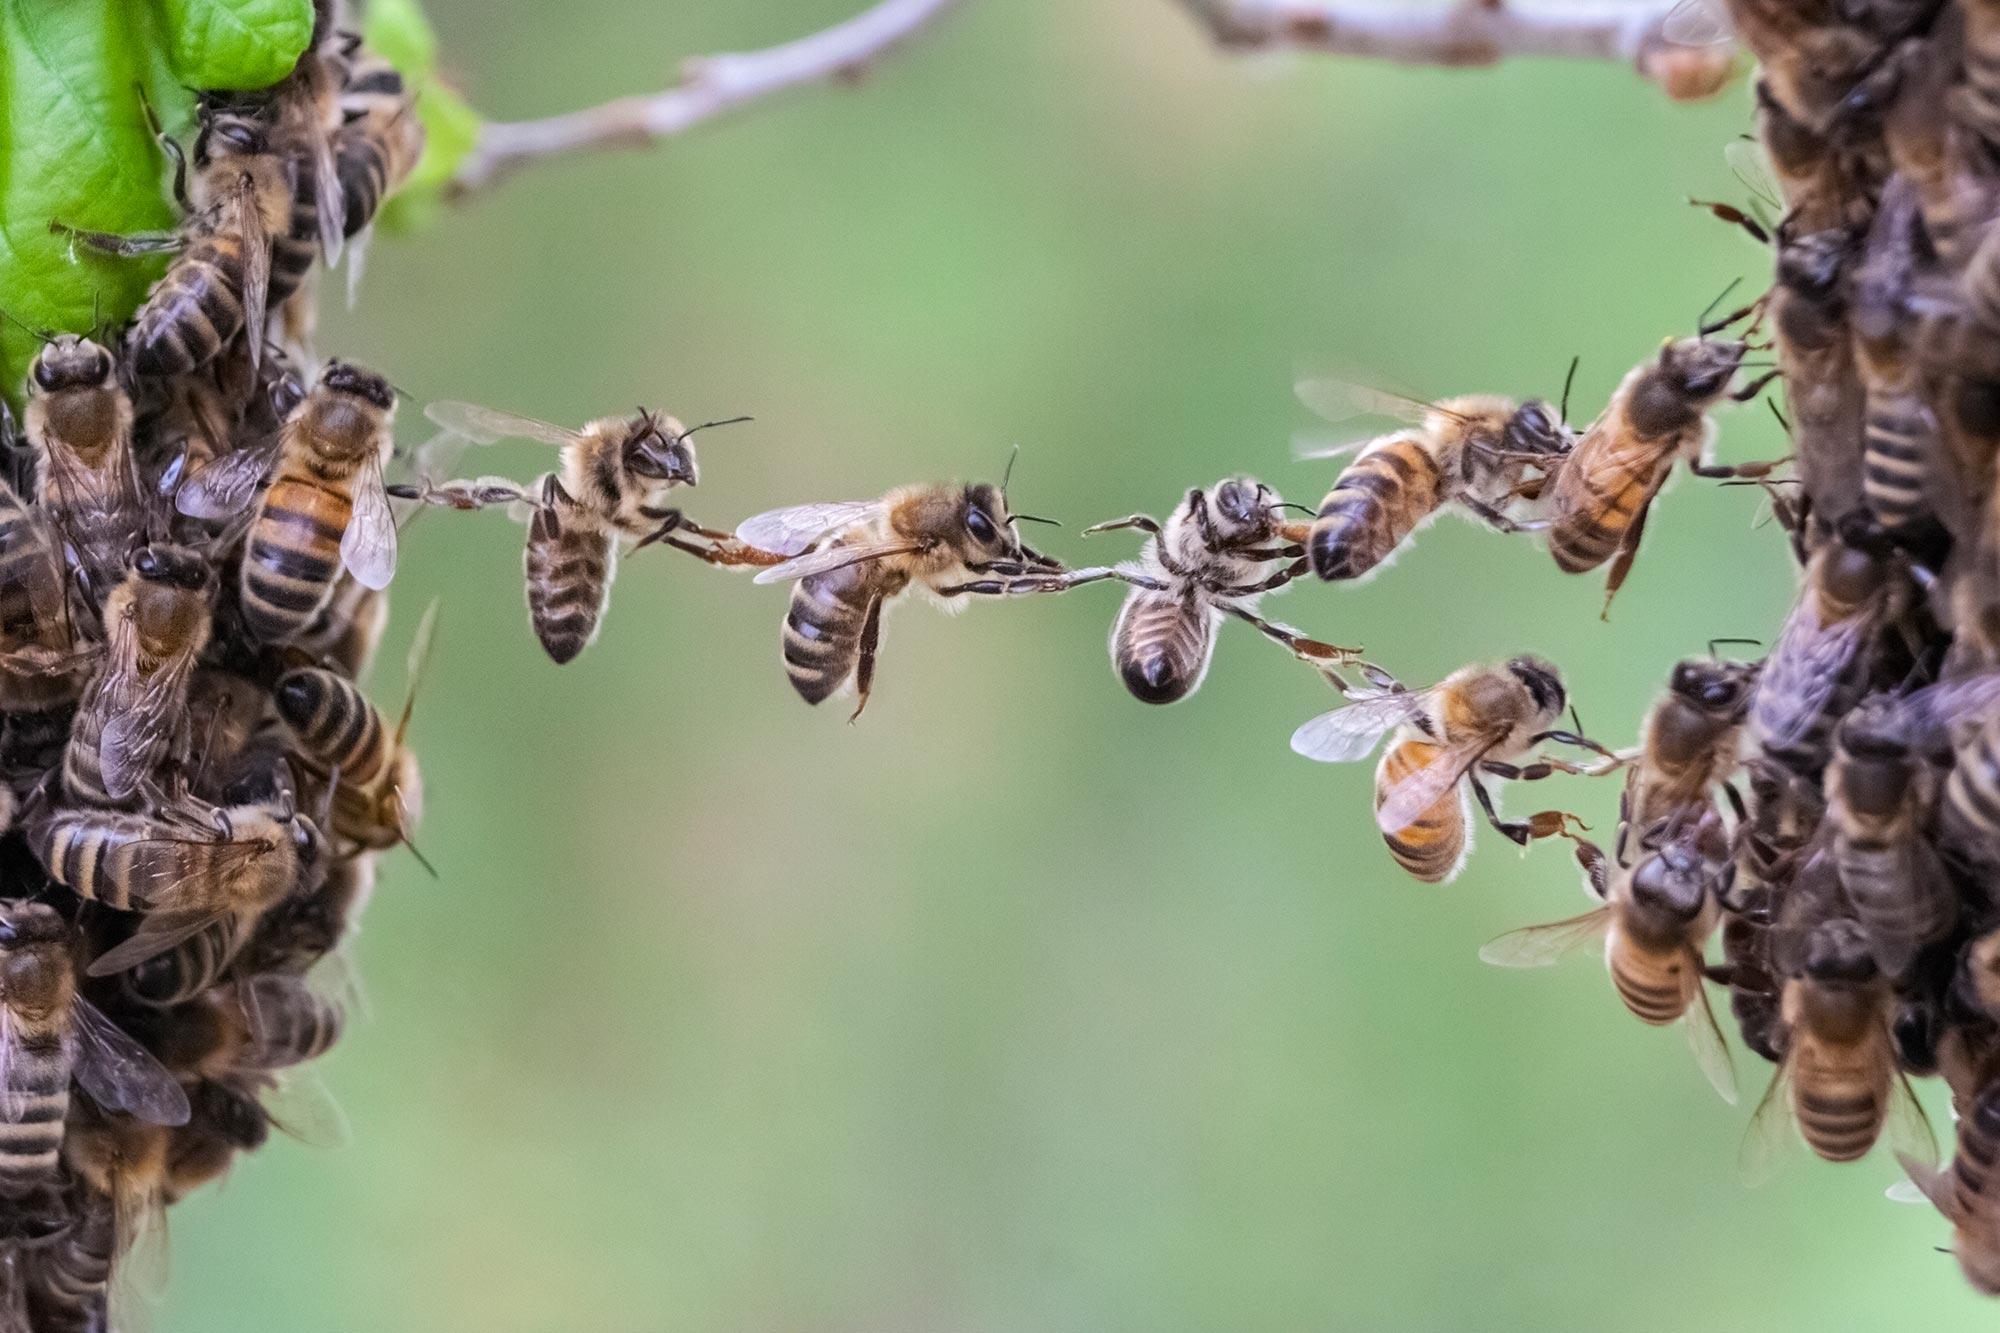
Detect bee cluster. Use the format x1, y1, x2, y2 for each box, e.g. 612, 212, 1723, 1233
0, 3, 425, 1325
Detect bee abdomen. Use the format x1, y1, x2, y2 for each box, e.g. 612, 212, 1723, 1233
122, 916, 244, 1009
1610, 954, 1691, 1025
130, 240, 247, 378
25, 1192, 114, 1330
1861, 394, 1937, 532
1794, 1082, 1887, 1161
241, 479, 350, 643
783, 565, 870, 705
0, 1049, 70, 1191
1308, 441, 1440, 581
1549, 467, 1650, 574
1949, 720, 2000, 842
268, 163, 320, 306
524, 508, 616, 666
275, 667, 386, 783
244, 982, 344, 1068
1375, 740, 1467, 884
1109, 588, 1214, 705
33, 813, 141, 910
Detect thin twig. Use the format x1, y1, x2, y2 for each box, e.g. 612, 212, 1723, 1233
450, 0, 968, 196
1174, 0, 1690, 68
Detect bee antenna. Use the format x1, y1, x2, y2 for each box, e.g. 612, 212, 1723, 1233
0, 308, 53, 345
1559, 354, 1579, 423
1012, 513, 1061, 527
1697, 277, 1745, 334
1708, 637, 1761, 656
676, 415, 753, 441
1270, 501, 1316, 517
1000, 443, 1020, 499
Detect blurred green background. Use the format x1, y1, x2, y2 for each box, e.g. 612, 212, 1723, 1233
152, 2, 1983, 1329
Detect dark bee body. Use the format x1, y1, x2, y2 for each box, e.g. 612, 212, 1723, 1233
784, 544, 896, 706
526, 473, 619, 666
268, 154, 322, 309
1854, 178, 1954, 538
240, 853, 373, 977
1606, 838, 1724, 1026
295, 577, 386, 678
22, 1187, 115, 1333
1721, 888, 1785, 1063
1827, 702, 1953, 975
0, 904, 79, 1194
165, 1081, 269, 1203
1945, 704, 2000, 857
121, 914, 249, 1010
334, 57, 424, 238
238, 974, 343, 1068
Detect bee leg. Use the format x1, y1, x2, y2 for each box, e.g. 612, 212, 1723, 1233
1724, 371, 1782, 405
1721, 779, 1749, 824
1459, 495, 1550, 535
1469, 774, 1585, 848
46, 223, 183, 259
848, 597, 884, 725
1690, 453, 1788, 479
1599, 492, 1656, 621
1221, 605, 1361, 665
1528, 727, 1621, 764
1081, 514, 1161, 538
935, 567, 1135, 597
1573, 836, 1610, 898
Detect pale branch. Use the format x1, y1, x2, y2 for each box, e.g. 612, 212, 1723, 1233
1173, 0, 1697, 69
450, 0, 968, 196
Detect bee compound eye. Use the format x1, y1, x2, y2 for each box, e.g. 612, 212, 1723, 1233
965, 507, 996, 544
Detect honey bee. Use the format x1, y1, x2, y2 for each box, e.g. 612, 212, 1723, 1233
293, 576, 388, 678
737, 480, 1067, 720
20, 333, 144, 606
1713, 883, 1785, 1064
415, 400, 753, 664
1825, 699, 1955, 977
1617, 654, 1759, 856
333, 55, 423, 245
238, 853, 374, 978
1900, 1075, 2000, 1295
1077, 478, 1359, 705
1668, 0, 1902, 131
178, 361, 398, 643
1293, 383, 1573, 582
1742, 916, 1937, 1178
59, 102, 291, 378
1481, 826, 1739, 1102
0, 901, 187, 1196
0, 478, 86, 713
57, 1102, 172, 1311
21, 1186, 116, 1333
1770, 227, 1867, 526
1289, 657, 1603, 884
1542, 312, 1780, 613
33, 801, 300, 921
234, 973, 345, 1070
164, 1081, 269, 1203
61, 546, 214, 807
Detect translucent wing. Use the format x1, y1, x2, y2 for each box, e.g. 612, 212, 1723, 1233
88, 909, 233, 977
750, 540, 924, 585
1288, 694, 1423, 762
236, 180, 270, 373
345, 222, 372, 310
0, 1008, 22, 1122
1295, 378, 1429, 426
312, 126, 346, 268
1684, 976, 1739, 1106
736, 500, 886, 557
1663, 0, 1733, 45
1892, 1152, 1953, 1212
422, 401, 580, 447
99, 644, 202, 800
1750, 605, 1867, 748
339, 459, 398, 590
176, 443, 278, 519
1887, 1070, 1940, 1174
1477, 907, 1610, 968
68, 998, 190, 1126
257, 1067, 352, 1150
1904, 672, 2000, 749
1290, 431, 1377, 463
1739, 1057, 1796, 1187
1725, 136, 1782, 212
1377, 736, 1491, 835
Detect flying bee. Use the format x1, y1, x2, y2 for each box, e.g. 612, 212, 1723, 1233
1481, 825, 1739, 1102
1293, 382, 1573, 582
1900, 1076, 2000, 1296
1741, 916, 1938, 1179
1748, 514, 1906, 777
1617, 654, 1759, 857
1542, 310, 1780, 614
179, 361, 398, 643
0, 901, 188, 1196
60, 546, 213, 807
737, 479, 1070, 720
1076, 478, 1359, 705
19, 331, 144, 606
1825, 699, 1954, 977
413, 400, 753, 664
1289, 656, 1606, 884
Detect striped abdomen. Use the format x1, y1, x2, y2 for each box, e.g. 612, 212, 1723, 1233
1108, 587, 1214, 705
1607, 936, 1695, 1026
1948, 714, 2000, 848
1836, 833, 1952, 973
297, 577, 386, 678
1374, 739, 1467, 884
0, 1034, 69, 1193
1860, 378, 1939, 533
782, 553, 878, 705
1547, 438, 1668, 574
122, 915, 247, 1009
1790, 1037, 1891, 1162
524, 493, 616, 666
241, 979, 343, 1069
267, 159, 320, 307
129, 233, 248, 378
0, 489, 78, 711
24, 1190, 114, 1332
1308, 437, 1443, 581
1961, 15, 2000, 167
241, 475, 351, 642
1947, 1084, 2000, 1293
34, 811, 158, 911
274, 667, 388, 786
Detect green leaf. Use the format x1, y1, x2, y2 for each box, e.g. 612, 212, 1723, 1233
0, 0, 310, 409
365, 0, 481, 230
362, 0, 438, 81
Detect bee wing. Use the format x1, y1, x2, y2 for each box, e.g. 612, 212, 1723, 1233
339, 458, 398, 590
98, 650, 199, 800
87, 909, 232, 977
1751, 606, 1866, 747
735, 500, 887, 557
1905, 672, 2000, 748
176, 442, 278, 519
1892, 1152, 1954, 1213
68, 997, 190, 1126
312, 125, 346, 267
1288, 694, 1422, 762
1294, 378, 1427, 426
1724, 136, 1783, 213
422, 402, 580, 447
1663, 0, 1733, 45
1738, 1055, 1796, 1187
1887, 1068, 1941, 1174
0, 1007, 23, 1122
1683, 974, 1739, 1105
1376, 735, 1492, 835
750, 539, 925, 586
236, 180, 270, 373
1477, 906, 1611, 967
254, 1066, 352, 1149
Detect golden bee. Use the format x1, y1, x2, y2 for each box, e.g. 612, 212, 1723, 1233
178, 360, 398, 643
20, 332, 144, 605
1289, 656, 1603, 884
737, 479, 1067, 720
0, 901, 187, 1197
1294, 382, 1572, 582
1481, 824, 1739, 1102
1616, 654, 1758, 857
1078, 478, 1359, 705
413, 400, 753, 664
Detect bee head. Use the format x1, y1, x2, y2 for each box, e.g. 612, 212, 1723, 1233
318, 361, 396, 412
1661, 335, 1747, 402
1504, 654, 1565, 722
1801, 918, 1877, 983
1206, 477, 1279, 542
193, 106, 271, 166
130, 543, 215, 595
957, 482, 1015, 556
1668, 658, 1753, 715
1626, 842, 1709, 921
29, 334, 115, 395
0, 901, 65, 950
1502, 400, 1568, 456
623, 412, 697, 486
1776, 227, 1851, 300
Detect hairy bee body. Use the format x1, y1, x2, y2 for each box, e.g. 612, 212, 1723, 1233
1374, 738, 1469, 884
525, 473, 619, 666
275, 665, 419, 849
1777, 920, 1902, 1163
121, 915, 249, 1010
0, 910, 79, 1194
1945, 706, 2000, 855
335, 58, 423, 238
268, 158, 322, 309
1773, 229, 1866, 523
24, 335, 142, 602
165, 1081, 269, 1203
1721, 892, 1784, 1063
1607, 843, 1722, 1025
1624, 658, 1756, 844
1828, 707, 1953, 976
32, 806, 296, 914
297, 577, 387, 678
0, 478, 84, 712
1937, 1080, 2000, 1293
784, 540, 904, 705
239, 975, 343, 1068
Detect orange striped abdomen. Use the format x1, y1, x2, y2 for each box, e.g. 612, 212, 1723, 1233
130, 233, 248, 378
783, 556, 875, 705
241, 477, 350, 643
1791, 1038, 1891, 1162
1374, 739, 1467, 884
1308, 438, 1443, 581
1548, 444, 1665, 574
1109, 587, 1214, 705
1608, 937, 1695, 1025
